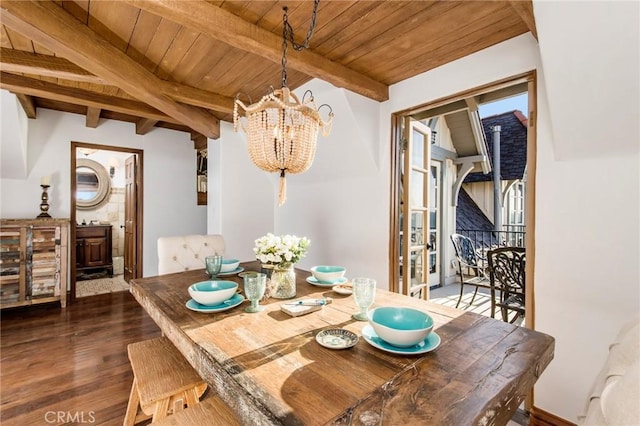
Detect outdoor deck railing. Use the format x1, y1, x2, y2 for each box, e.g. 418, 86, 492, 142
457, 226, 526, 270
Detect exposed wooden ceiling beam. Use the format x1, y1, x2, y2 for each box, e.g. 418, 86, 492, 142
508, 1, 538, 40
0, 72, 180, 124
0, 1, 221, 138
0, 48, 235, 114
162, 83, 233, 115
191, 132, 207, 150
136, 118, 158, 135
125, 0, 389, 102
0, 47, 106, 84
14, 93, 37, 118
86, 107, 101, 128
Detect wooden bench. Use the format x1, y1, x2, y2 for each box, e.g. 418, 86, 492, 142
124, 337, 208, 425
152, 397, 242, 426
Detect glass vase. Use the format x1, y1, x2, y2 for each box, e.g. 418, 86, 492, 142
260, 263, 275, 278
270, 264, 296, 299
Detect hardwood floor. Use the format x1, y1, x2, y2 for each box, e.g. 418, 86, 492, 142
0, 291, 160, 425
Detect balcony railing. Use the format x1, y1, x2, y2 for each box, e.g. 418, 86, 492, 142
457, 226, 526, 270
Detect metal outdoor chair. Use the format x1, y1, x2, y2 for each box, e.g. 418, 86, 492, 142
487, 247, 526, 323
450, 233, 493, 314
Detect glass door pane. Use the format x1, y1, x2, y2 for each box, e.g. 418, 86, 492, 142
428, 162, 441, 286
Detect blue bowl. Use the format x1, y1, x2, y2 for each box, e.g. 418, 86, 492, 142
220, 259, 240, 273
310, 265, 346, 283
188, 280, 238, 306
368, 307, 434, 347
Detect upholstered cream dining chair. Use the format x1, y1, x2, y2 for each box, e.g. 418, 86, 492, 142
157, 234, 225, 275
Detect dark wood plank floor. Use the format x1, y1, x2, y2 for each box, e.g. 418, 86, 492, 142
1, 292, 161, 426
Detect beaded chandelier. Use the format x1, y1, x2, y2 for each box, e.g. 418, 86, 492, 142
234, 1, 333, 206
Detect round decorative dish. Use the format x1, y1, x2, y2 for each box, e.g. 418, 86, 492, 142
185, 293, 244, 313
315, 328, 359, 350
361, 324, 440, 355
217, 267, 244, 276
332, 283, 353, 295
306, 276, 348, 287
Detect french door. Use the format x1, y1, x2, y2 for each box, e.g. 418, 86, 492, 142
399, 117, 432, 299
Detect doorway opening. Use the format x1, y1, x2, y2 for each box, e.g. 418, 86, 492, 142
389, 72, 536, 329
70, 142, 144, 302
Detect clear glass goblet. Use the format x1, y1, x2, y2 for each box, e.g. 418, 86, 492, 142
244, 272, 267, 313
351, 277, 376, 321
205, 255, 222, 279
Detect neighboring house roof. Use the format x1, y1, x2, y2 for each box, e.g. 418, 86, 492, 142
464, 110, 527, 183
456, 188, 494, 232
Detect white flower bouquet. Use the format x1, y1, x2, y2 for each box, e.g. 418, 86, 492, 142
253, 233, 310, 267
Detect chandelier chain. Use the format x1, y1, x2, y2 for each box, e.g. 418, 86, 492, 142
281, 0, 321, 87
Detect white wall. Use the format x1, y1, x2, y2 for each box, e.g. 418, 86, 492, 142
214, 7, 639, 421
209, 121, 274, 262
0, 91, 28, 179
0, 106, 207, 277
532, 0, 640, 420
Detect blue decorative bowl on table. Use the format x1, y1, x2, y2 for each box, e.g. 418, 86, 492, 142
367, 307, 434, 348
220, 259, 240, 273
310, 265, 346, 283
188, 280, 238, 306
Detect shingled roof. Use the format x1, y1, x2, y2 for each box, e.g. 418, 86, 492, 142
464, 110, 527, 183
456, 188, 494, 232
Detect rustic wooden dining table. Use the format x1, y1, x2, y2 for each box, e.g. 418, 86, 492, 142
129, 261, 554, 426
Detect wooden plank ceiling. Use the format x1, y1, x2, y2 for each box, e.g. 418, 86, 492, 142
0, 0, 536, 142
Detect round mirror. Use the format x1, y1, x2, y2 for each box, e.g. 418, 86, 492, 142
76, 158, 111, 210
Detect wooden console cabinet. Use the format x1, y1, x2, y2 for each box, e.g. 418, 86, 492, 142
0, 219, 69, 308
76, 224, 113, 279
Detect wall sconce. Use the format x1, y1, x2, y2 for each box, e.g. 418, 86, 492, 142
108, 158, 119, 179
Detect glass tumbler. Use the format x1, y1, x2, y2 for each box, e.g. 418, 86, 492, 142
351, 277, 376, 321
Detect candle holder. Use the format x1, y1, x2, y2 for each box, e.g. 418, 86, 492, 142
37, 185, 52, 218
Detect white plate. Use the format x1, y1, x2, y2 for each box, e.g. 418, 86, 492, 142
306, 276, 348, 287
332, 283, 353, 295
185, 293, 244, 312
361, 324, 440, 355
217, 267, 244, 276
315, 328, 359, 350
